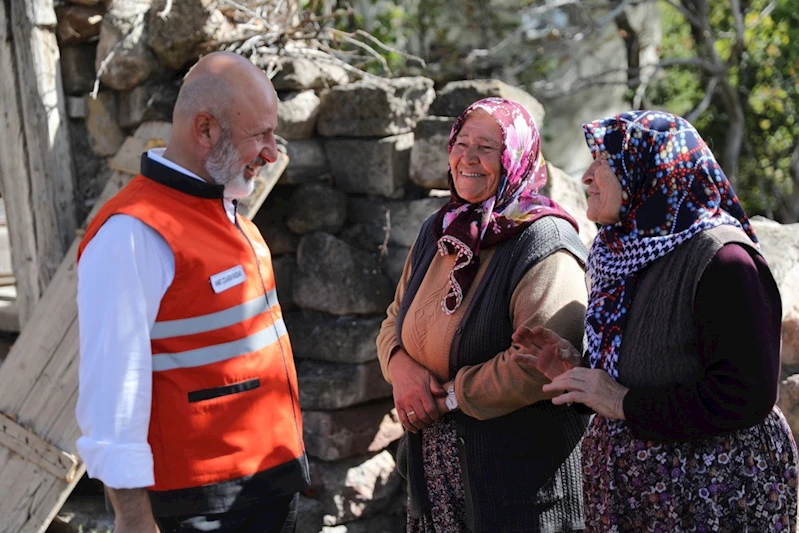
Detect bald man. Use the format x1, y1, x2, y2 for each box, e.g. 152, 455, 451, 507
76, 52, 310, 533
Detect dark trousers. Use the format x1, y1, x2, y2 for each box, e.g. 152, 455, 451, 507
154, 493, 299, 533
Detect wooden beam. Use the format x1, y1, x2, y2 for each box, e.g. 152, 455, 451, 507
0, 0, 76, 327
0, 120, 289, 533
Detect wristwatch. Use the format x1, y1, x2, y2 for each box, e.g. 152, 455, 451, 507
445, 381, 459, 412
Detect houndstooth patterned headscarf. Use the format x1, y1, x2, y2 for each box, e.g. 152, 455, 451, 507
581, 111, 758, 378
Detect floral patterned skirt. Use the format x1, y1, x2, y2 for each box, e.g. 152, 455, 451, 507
582, 407, 798, 533
407, 414, 469, 533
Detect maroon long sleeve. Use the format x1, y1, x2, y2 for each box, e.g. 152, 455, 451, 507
623, 243, 782, 441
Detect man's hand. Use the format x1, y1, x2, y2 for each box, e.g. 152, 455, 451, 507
107, 488, 160, 533
388, 348, 447, 433
542, 367, 628, 419
511, 326, 583, 381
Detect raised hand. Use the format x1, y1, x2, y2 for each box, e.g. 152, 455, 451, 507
542, 367, 628, 420
387, 348, 447, 433
510, 326, 583, 381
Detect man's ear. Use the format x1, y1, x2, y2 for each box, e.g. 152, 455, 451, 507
192, 112, 219, 150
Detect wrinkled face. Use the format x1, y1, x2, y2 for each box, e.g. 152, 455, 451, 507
449, 110, 503, 204
206, 86, 278, 199
582, 153, 623, 225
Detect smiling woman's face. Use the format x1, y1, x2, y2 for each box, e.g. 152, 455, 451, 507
581, 153, 623, 225
449, 110, 503, 204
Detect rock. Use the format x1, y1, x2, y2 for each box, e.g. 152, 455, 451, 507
264, 53, 349, 91
285, 313, 383, 364
96, 0, 160, 92
60, 44, 98, 95
272, 254, 296, 311
285, 183, 347, 235
294, 232, 393, 315
430, 79, 546, 129
317, 77, 435, 137
277, 90, 321, 140
297, 360, 393, 410
251, 186, 299, 256
310, 451, 401, 525
48, 494, 114, 533
147, 0, 216, 69
778, 374, 799, 436
296, 496, 326, 533
118, 81, 179, 129
56, 4, 105, 45
540, 163, 597, 246
67, 0, 106, 5
325, 134, 414, 199
69, 119, 114, 224
347, 197, 447, 248
782, 297, 799, 368
86, 92, 125, 157
303, 400, 403, 461
66, 96, 88, 119
409, 116, 453, 190
281, 139, 330, 185
382, 246, 410, 289
750, 217, 799, 318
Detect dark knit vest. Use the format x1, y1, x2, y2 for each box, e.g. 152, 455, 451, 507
618, 225, 760, 389
396, 215, 590, 533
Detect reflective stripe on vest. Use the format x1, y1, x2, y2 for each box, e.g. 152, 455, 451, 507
150, 289, 284, 372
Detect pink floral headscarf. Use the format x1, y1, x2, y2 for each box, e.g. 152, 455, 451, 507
435, 97, 579, 314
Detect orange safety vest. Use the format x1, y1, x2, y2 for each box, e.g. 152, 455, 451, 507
78, 156, 309, 516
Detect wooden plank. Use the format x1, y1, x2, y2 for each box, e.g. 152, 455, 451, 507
0, 413, 79, 482
108, 122, 173, 176
0, 0, 77, 326
0, 120, 287, 533
0, 302, 20, 333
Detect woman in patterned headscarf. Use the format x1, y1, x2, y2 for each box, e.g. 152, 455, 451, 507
513, 110, 798, 531
377, 98, 590, 532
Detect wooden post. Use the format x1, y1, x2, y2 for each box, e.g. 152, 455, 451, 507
0, 0, 76, 326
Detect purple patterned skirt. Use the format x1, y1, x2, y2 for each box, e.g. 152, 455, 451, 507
407, 414, 469, 533
582, 407, 798, 532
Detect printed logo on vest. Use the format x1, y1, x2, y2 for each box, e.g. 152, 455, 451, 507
210, 265, 246, 293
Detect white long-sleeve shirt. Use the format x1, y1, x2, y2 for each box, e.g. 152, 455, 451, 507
76, 150, 236, 488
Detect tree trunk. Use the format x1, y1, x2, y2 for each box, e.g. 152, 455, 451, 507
0, 0, 76, 326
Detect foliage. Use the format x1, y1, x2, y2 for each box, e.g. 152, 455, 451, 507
646, 0, 799, 221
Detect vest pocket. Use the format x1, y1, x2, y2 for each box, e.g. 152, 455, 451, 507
188, 378, 261, 403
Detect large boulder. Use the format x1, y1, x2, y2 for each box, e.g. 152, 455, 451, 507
294, 232, 393, 315
297, 360, 393, 410
317, 77, 435, 137
540, 163, 597, 246
285, 183, 347, 235
86, 92, 125, 157
277, 90, 321, 140
430, 79, 545, 128
750, 217, 799, 319
281, 139, 330, 185
286, 313, 383, 364
147, 0, 217, 69
309, 451, 401, 525
347, 197, 447, 249
263, 53, 350, 91
325, 134, 414, 199
96, 0, 160, 91
302, 401, 402, 461
778, 373, 799, 436
272, 255, 296, 311
117, 81, 179, 129
251, 186, 299, 256
782, 297, 799, 368
409, 116, 453, 190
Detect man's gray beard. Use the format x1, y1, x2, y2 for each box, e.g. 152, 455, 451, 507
205, 128, 255, 200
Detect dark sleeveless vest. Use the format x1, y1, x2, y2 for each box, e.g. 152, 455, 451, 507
396, 214, 590, 532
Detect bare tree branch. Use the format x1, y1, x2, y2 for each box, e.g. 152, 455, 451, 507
663, 0, 703, 29
685, 77, 718, 122
157, 0, 173, 21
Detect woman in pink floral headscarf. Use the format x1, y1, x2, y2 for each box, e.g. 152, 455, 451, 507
377, 98, 591, 532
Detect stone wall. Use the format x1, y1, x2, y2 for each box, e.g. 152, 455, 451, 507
49, 1, 799, 532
